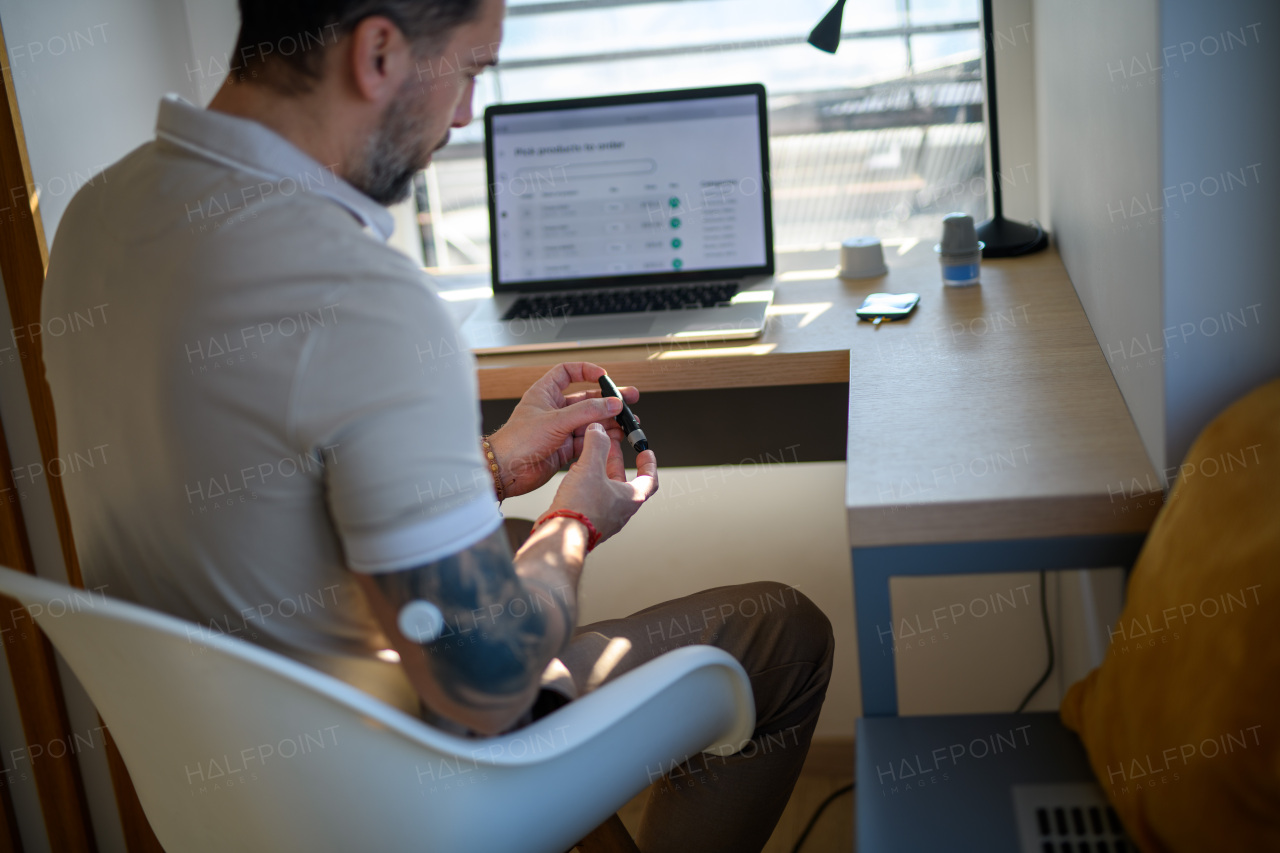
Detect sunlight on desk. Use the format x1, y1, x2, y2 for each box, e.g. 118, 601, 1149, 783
766, 302, 832, 327
647, 343, 777, 360
778, 269, 839, 282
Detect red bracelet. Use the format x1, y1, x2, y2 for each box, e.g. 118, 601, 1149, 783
533, 510, 601, 553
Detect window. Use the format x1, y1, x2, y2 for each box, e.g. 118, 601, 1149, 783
416, 0, 985, 271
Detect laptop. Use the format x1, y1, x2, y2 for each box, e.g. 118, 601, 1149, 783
459, 83, 776, 354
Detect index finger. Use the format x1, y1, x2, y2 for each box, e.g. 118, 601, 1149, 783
544, 362, 607, 390
563, 385, 640, 406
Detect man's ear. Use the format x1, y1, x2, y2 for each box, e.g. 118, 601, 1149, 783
347, 15, 415, 103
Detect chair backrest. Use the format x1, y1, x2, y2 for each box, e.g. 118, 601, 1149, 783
0, 567, 754, 852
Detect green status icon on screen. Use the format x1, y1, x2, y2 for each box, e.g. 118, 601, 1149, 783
669, 197, 680, 209
671, 238, 682, 249
672, 258, 683, 269
670, 217, 681, 229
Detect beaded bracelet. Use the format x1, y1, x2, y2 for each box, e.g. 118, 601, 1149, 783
532, 510, 601, 553
481, 437, 504, 502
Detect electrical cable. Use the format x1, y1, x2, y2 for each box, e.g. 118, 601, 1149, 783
790, 781, 855, 853
1015, 570, 1054, 712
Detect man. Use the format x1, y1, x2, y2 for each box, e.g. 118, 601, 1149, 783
41, 0, 832, 849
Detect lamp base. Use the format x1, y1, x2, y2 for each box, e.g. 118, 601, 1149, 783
977, 216, 1048, 258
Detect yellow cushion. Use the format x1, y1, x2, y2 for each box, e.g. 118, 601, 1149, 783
1060, 378, 1280, 852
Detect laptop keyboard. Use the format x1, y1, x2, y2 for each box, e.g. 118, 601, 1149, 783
502, 282, 740, 321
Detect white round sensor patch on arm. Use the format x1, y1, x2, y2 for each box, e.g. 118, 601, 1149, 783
397, 600, 446, 643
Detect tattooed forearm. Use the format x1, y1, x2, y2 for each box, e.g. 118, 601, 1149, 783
367, 526, 575, 713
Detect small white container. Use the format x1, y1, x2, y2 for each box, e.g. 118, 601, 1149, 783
839, 237, 888, 278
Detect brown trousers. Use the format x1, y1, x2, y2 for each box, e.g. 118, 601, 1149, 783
556, 582, 835, 853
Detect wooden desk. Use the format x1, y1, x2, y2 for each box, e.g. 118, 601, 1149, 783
469, 255, 854, 400
465, 242, 1162, 715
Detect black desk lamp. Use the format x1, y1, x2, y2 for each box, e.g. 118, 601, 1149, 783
807, 0, 847, 54
807, 0, 1048, 256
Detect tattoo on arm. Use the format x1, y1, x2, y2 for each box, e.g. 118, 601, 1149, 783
367, 526, 574, 714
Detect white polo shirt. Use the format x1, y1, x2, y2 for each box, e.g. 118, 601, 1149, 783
42, 96, 502, 711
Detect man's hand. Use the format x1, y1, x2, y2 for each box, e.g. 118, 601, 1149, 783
545, 422, 658, 544
487, 362, 640, 498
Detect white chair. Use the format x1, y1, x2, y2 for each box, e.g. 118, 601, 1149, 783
0, 566, 754, 853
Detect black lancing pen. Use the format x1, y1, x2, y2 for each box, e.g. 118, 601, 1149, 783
598, 374, 649, 452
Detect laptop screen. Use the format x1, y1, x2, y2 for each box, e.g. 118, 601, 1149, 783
485, 84, 773, 292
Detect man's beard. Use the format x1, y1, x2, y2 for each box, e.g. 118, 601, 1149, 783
349, 82, 442, 206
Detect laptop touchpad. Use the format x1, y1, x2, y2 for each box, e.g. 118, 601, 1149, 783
557, 317, 654, 340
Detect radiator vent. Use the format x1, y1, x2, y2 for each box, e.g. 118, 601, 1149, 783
1012, 783, 1134, 853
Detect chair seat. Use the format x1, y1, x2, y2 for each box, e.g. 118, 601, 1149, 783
0, 565, 754, 853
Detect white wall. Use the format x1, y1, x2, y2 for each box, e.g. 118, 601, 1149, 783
181, 0, 239, 106
988, 0, 1039, 224
1034, 0, 1166, 478
1033, 0, 1279, 478
892, 568, 1125, 716
1160, 0, 1279, 467
0, 0, 198, 241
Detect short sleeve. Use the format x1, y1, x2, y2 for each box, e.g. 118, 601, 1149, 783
292, 267, 502, 573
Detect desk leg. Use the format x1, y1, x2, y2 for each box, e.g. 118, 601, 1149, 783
853, 534, 1146, 718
